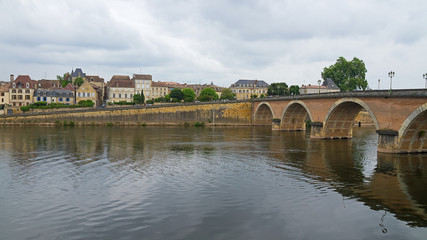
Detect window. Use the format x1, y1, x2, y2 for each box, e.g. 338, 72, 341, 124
119, 94, 122, 98
66, 98, 70, 102
92, 93, 94, 97
125, 94, 127, 98
12, 90, 16, 93
59, 98, 63, 102
130, 94, 133, 98
113, 93, 115, 98
37, 97, 41, 101
25, 90, 30, 93
18, 95, 23, 100
43, 97, 47, 101
12, 95, 16, 100
18, 90, 22, 93
26, 83, 29, 88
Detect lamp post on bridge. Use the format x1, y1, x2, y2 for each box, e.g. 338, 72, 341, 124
378, 79, 380, 90
388, 71, 395, 91
423, 73, 427, 89
318, 80, 321, 94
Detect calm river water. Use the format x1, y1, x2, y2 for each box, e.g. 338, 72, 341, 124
0, 126, 426, 239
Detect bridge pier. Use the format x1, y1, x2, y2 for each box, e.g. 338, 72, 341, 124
310, 122, 324, 138
376, 129, 399, 153
272, 118, 281, 130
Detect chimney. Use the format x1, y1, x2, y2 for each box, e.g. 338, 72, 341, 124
10, 74, 14, 84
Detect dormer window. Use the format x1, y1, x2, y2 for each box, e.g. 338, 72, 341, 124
26, 83, 29, 88
13, 83, 16, 88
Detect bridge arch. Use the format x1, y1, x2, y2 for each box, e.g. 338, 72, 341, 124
254, 102, 274, 125
323, 98, 379, 139
280, 100, 313, 131
397, 103, 427, 153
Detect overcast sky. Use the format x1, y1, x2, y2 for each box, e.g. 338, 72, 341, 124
1, 0, 426, 89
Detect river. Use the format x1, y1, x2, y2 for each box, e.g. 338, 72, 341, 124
0, 126, 426, 239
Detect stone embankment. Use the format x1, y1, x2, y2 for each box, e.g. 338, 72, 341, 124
0, 102, 253, 126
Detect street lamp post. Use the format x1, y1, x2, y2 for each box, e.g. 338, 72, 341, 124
378, 79, 380, 90
318, 80, 321, 94
388, 71, 395, 91
423, 73, 427, 88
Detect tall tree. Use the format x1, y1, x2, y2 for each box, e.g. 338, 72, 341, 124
169, 88, 184, 102
198, 87, 218, 102
133, 92, 145, 104
321, 57, 368, 91
289, 85, 300, 95
220, 88, 235, 100
57, 73, 70, 88
74, 76, 84, 87
267, 82, 289, 96
182, 88, 196, 102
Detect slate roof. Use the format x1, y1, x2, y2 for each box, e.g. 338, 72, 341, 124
322, 78, 340, 90
71, 68, 86, 78
231, 79, 269, 88
34, 89, 74, 97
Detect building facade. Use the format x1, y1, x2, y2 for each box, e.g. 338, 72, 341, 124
0, 83, 10, 108
9, 75, 36, 107
33, 89, 74, 105
230, 79, 269, 100
132, 74, 152, 101
300, 78, 340, 94
107, 75, 134, 103
76, 81, 98, 106
150, 81, 169, 100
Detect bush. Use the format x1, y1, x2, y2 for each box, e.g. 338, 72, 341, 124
20, 106, 30, 112
78, 100, 94, 107
146, 99, 154, 104
194, 121, 205, 127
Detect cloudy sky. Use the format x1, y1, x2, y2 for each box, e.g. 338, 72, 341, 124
1, 0, 426, 89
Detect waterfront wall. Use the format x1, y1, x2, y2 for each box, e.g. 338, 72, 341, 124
0, 102, 253, 126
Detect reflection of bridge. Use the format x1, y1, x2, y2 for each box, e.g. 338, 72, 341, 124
253, 90, 427, 153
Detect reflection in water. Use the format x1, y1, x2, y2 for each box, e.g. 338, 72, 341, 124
0, 126, 426, 239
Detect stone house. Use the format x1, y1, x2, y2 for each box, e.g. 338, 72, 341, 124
132, 74, 152, 101
76, 80, 99, 106
0, 83, 10, 108
33, 89, 74, 105
150, 81, 169, 100
230, 79, 269, 100
107, 75, 134, 103
9, 74, 37, 107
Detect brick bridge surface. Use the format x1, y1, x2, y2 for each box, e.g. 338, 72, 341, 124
253, 89, 427, 153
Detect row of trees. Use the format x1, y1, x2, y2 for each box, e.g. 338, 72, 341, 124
142, 87, 236, 104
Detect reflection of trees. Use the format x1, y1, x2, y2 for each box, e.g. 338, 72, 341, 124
266, 127, 427, 227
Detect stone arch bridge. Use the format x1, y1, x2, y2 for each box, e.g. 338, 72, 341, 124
253, 90, 427, 153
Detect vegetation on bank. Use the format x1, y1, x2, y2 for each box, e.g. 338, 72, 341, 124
20, 100, 94, 112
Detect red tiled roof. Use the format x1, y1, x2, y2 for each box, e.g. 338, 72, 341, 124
109, 75, 133, 88
14, 75, 36, 88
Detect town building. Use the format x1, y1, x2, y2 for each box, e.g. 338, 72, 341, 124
9, 75, 37, 107
300, 78, 340, 94
85, 75, 105, 102
132, 74, 152, 101
36, 79, 61, 89
71, 68, 86, 81
150, 81, 169, 100
187, 83, 225, 98
0, 83, 10, 108
107, 75, 134, 103
230, 79, 269, 100
33, 89, 74, 105
76, 80, 99, 106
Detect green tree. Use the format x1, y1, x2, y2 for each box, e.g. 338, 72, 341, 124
267, 82, 289, 96
198, 87, 218, 102
182, 88, 196, 102
74, 76, 84, 87
220, 88, 235, 100
165, 94, 171, 102
57, 73, 70, 88
321, 57, 368, 91
169, 88, 184, 102
133, 92, 145, 104
289, 85, 300, 95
